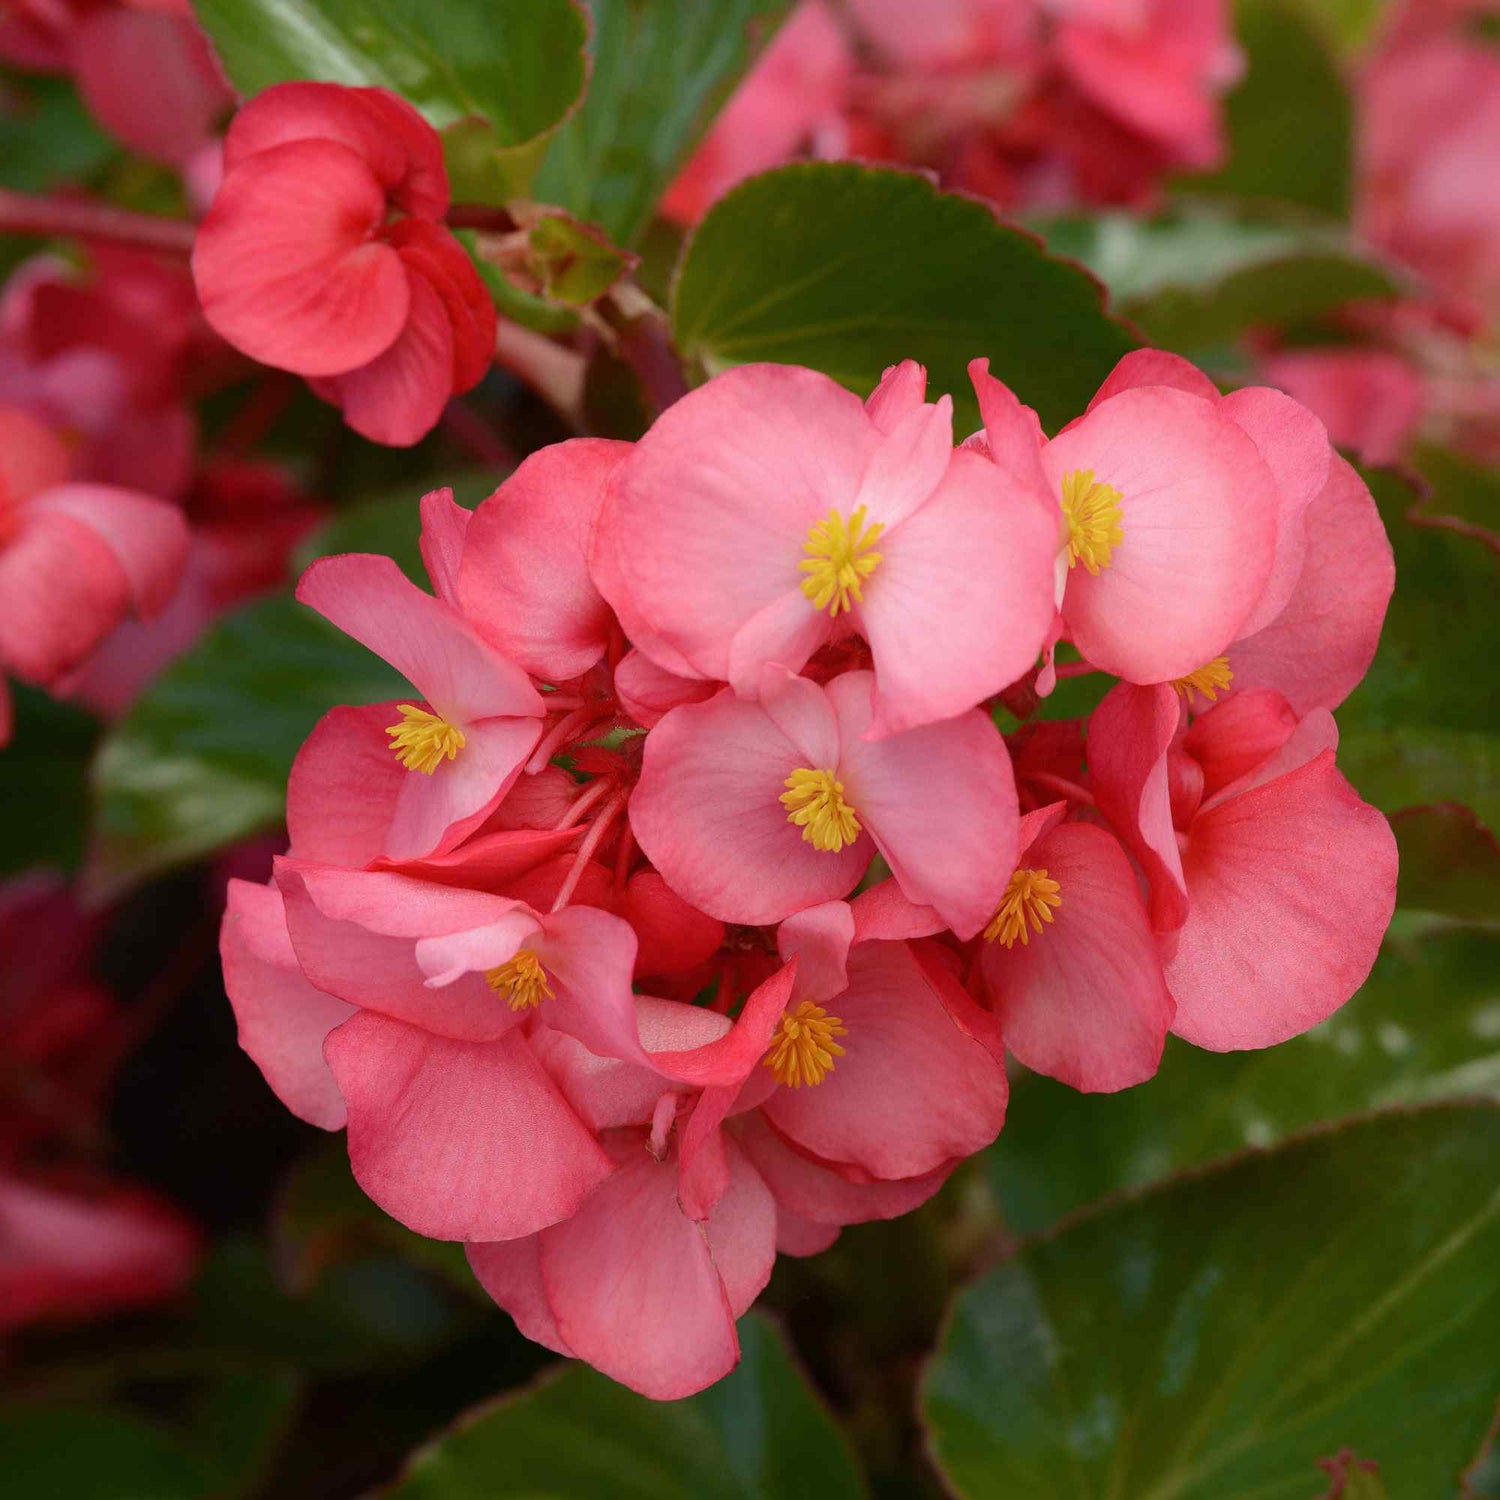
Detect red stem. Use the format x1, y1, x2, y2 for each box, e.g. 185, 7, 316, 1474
550, 792, 628, 913
0, 189, 196, 254
526, 706, 605, 775
553, 775, 616, 831
1028, 772, 1096, 808
445, 203, 521, 233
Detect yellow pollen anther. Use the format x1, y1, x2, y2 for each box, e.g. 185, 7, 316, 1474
1060, 468, 1125, 575
781, 767, 861, 852
799, 504, 885, 616
764, 1000, 848, 1087
484, 949, 554, 1011
386, 704, 465, 774
984, 867, 1062, 947
1172, 656, 1234, 703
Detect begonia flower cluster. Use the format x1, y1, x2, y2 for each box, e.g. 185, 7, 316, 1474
222, 350, 1398, 1398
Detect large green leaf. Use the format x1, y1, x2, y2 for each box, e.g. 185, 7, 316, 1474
1184, 0, 1353, 218
533, 0, 790, 247
386, 1314, 865, 1499
0, 686, 100, 878
0, 71, 119, 194
193, 0, 589, 193
1336, 469, 1499, 831
987, 915, 1500, 1233
672, 162, 1137, 433
926, 1105, 1500, 1498
1037, 206, 1400, 351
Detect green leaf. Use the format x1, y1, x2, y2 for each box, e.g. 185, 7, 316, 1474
1037, 206, 1401, 351
192, 0, 589, 194
386, 1314, 865, 1499
0, 71, 119, 193
987, 915, 1500, 1233
1413, 442, 1500, 543
1336, 468, 1500, 832
1391, 806, 1500, 924
0, 686, 100, 878
672, 162, 1136, 433
0, 1403, 219, 1499
1183, 0, 1353, 217
533, 0, 791, 247
926, 1105, 1500, 1498
529, 212, 636, 306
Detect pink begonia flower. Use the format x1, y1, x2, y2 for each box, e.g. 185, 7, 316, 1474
975, 801, 1173, 1092
456, 439, 629, 683
193, 82, 497, 446
0, 0, 231, 166
1090, 682, 1397, 1049
1358, 17, 1500, 331
1261, 348, 1424, 468
294, 550, 545, 862
0, 406, 189, 744
662, 1, 855, 225
972, 355, 1281, 687
594, 361, 1058, 737
1051, 0, 1241, 172
0, 1174, 200, 1331
630, 668, 1018, 937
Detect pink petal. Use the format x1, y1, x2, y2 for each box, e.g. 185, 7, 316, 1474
31, 483, 190, 616
325, 1012, 610, 1241
775, 1210, 840, 1256
848, 880, 945, 942
376, 827, 580, 889
1169, 752, 1397, 1049
456, 439, 628, 682
969, 358, 1052, 494
0, 407, 70, 503
613, 648, 716, 728
1088, 682, 1189, 932
533, 905, 646, 1064
830, 671, 1016, 939
630, 689, 870, 926
1044, 386, 1278, 683
313, 270, 454, 446
858, 446, 1057, 736
604, 363, 875, 680
389, 218, 496, 393
193, 139, 411, 377
296, 553, 544, 724
865, 359, 929, 433
1261, 349, 1422, 467
417, 486, 470, 607
616, 872, 725, 978
703, 1137, 777, 1316
978, 822, 1173, 1092
286, 704, 407, 867
1228, 456, 1395, 714
777, 900, 854, 1008
538, 1138, 741, 1399
853, 391, 953, 531
1180, 689, 1298, 800
465, 1236, 574, 1356
763, 941, 1008, 1179
1085, 349, 1222, 409
219, 879, 353, 1129
736, 1112, 953, 1226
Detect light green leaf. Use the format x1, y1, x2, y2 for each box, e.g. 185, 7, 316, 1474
386, 1314, 865, 1499
672, 162, 1136, 433
533, 0, 791, 247
927, 1105, 1500, 1498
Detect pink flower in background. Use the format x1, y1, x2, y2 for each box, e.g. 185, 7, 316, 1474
193, 82, 497, 445
594, 361, 1057, 736
1259, 348, 1424, 468
0, 406, 189, 743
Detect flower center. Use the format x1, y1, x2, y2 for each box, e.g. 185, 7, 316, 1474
799, 504, 885, 616
764, 1000, 848, 1087
386, 704, 465, 774
484, 948, 554, 1010
781, 767, 861, 852
984, 867, 1062, 947
1060, 469, 1124, 575
1172, 656, 1234, 703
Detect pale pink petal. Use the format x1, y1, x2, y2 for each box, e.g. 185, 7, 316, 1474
775, 1210, 841, 1256
703, 1138, 777, 1316
1085, 349, 1221, 409
978, 822, 1173, 1092
457, 439, 628, 682
726, 588, 836, 698
848, 880, 945, 942
1179, 689, 1297, 800
853, 392, 953, 531
831, 672, 1016, 939
858, 447, 1057, 736
865, 359, 928, 433
613, 648, 715, 728
418, 487, 470, 607
776, 900, 854, 1008
286, 703, 406, 866
219, 879, 353, 1129
1168, 752, 1397, 1049
325, 1012, 610, 1240
464, 1236, 574, 1356
969, 358, 1052, 494
1043, 387, 1278, 683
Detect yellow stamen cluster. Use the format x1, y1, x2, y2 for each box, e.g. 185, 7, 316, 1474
781, 767, 861, 852
386, 704, 465, 774
1171, 656, 1234, 703
799, 504, 885, 616
484, 948, 555, 1011
984, 868, 1062, 947
1060, 469, 1125, 576
764, 1001, 848, 1087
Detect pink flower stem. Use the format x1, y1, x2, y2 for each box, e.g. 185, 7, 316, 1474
0, 189, 197, 254
550, 790, 628, 913
1028, 772, 1096, 808
553, 775, 617, 831
525, 707, 606, 775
